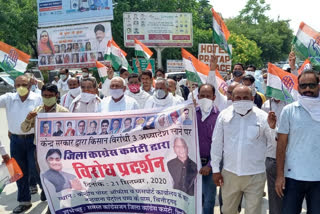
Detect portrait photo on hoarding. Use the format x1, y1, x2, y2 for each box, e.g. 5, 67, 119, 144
122, 118, 133, 133
87, 120, 99, 135
143, 115, 157, 130
169, 111, 181, 125
72, 53, 79, 63
76, 120, 87, 136
133, 117, 146, 130
52, 120, 64, 137
109, 118, 122, 134
40, 121, 52, 137
100, 119, 109, 135
38, 30, 55, 55
64, 121, 75, 136
47, 55, 55, 65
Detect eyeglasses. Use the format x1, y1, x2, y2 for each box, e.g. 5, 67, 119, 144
299, 83, 318, 89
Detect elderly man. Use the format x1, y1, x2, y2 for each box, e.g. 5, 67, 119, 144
69, 77, 101, 112
57, 68, 71, 96
101, 77, 139, 112
167, 137, 197, 196
145, 78, 183, 109
0, 75, 42, 213
211, 85, 275, 214
167, 78, 184, 102
276, 70, 320, 213
60, 77, 81, 109
196, 83, 220, 214
125, 73, 150, 108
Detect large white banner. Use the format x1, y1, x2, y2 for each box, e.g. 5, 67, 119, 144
123, 12, 193, 47
37, 22, 112, 70
36, 104, 202, 214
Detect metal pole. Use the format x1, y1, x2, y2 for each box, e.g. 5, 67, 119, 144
155, 47, 165, 69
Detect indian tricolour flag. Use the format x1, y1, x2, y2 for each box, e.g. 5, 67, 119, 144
181, 48, 227, 95
105, 39, 133, 73
293, 22, 320, 69
266, 63, 299, 103
0, 41, 30, 78
96, 61, 108, 83
211, 8, 232, 57
134, 39, 153, 71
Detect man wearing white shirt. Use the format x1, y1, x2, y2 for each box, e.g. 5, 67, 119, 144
125, 73, 150, 109
51, 76, 59, 86
69, 77, 101, 113
0, 75, 42, 213
60, 77, 81, 109
91, 24, 108, 52
145, 78, 183, 109
261, 98, 286, 214
57, 68, 71, 97
211, 85, 276, 214
101, 77, 139, 112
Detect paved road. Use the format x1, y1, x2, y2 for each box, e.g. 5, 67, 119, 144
0, 108, 307, 214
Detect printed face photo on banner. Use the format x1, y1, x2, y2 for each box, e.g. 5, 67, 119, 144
143, 116, 157, 130
100, 119, 110, 135
52, 120, 64, 137
122, 118, 133, 133
169, 111, 181, 125
42, 148, 83, 193
87, 120, 99, 136
110, 118, 122, 134
40, 121, 52, 137
76, 120, 87, 136
133, 116, 146, 130
64, 121, 75, 137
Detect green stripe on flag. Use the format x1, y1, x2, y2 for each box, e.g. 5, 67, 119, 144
186, 70, 203, 86
0, 61, 24, 79
213, 31, 231, 57
135, 50, 145, 58
266, 86, 294, 103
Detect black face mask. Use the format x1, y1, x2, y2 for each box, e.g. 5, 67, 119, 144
233, 70, 243, 77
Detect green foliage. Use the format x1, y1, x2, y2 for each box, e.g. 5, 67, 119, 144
228, 33, 262, 67
225, 0, 293, 65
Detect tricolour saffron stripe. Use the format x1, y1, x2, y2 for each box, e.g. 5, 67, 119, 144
211, 8, 230, 40
134, 39, 153, 59
267, 63, 298, 91
0, 41, 30, 64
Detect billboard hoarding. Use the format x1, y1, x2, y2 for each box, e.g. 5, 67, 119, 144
198, 44, 232, 75
124, 12, 193, 48
37, 22, 112, 70
37, 0, 113, 27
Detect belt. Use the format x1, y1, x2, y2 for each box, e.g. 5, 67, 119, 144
10, 133, 35, 139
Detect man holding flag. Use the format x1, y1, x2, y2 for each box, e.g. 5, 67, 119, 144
276, 70, 320, 213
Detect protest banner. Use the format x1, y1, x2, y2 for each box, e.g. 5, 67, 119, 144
132, 58, 155, 74
37, 22, 112, 70
123, 12, 193, 47
37, 0, 113, 27
166, 60, 184, 73
36, 104, 201, 214
198, 43, 232, 75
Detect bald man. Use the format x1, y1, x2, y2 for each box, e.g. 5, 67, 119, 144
211, 85, 276, 214
167, 78, 184, 102
0, 75, 42, 213
101, 77, 139, 112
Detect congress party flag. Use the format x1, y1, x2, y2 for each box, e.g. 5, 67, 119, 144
0, 158, 23, 194
266, 63, 299, 103
96, 61, 109, 83
134, 39, 153, 60
297, 58, 312, 75
182, 48, 209, 86
105, 39, 133, 73
211, 8, 232, 57
0, 41, 30, 78
293, 22, 320, 70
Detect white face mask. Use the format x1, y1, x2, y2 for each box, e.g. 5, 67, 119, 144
82, 72, 89, 78
110, 89, 124, 99
298, 95, 320, 121
198, 98, 213, 113
233, 100, 254, 115
69, 87, 81, 97
227, 99, 233, 107
155, 89, 166, 99
80, 92, 96, 102
60, 74, 67, 80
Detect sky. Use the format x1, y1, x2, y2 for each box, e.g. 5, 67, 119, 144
209, 0, 320, 33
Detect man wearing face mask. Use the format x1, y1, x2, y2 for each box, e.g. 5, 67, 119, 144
79, 67, 90, 81
276, 70, 320, 214
57, 68, 71, 97
101, 77, 139, 112
167, 78, 184, 102
145, 78, 183, 109
125, 73, 150, 109
69, 77, 101, 112
211, 85, 276, 214
196, 83, 220, 214
0, 75, 42, 213
60, 78, 81, 109
226, 63, 245, 85
242, 74, 266, 108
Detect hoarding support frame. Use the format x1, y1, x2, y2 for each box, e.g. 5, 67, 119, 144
155, 47, 165, 69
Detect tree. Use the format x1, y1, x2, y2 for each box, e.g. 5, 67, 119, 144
225, 0, 293, 64
228, 33, 262, 67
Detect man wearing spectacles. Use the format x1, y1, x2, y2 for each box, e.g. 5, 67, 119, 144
276, 70, 320, 213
